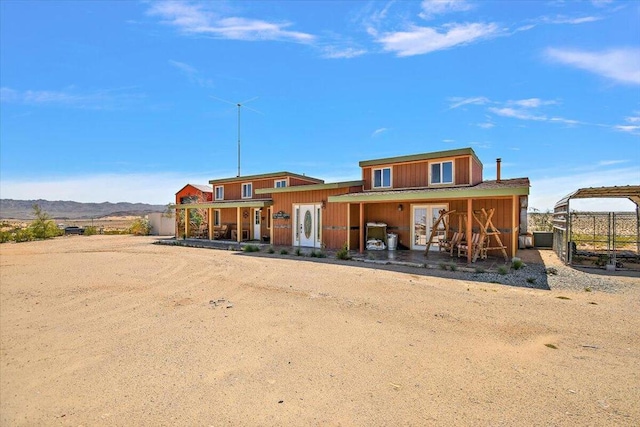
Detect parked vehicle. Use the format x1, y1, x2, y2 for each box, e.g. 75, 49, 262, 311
64, 226, 85, 235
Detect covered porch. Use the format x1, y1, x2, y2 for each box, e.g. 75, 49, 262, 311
173, 200, 273, 243
329, 180, 529, 264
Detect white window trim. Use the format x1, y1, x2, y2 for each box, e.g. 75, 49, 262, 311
429, 161, 454, 185
214, 185, 224, 201
372, 167, 392, 189
213, 209, 221, 227
275, 179, 287, 188
241, 182, 253, 199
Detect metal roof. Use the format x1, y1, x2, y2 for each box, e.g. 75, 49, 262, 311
358, 147, 480, 167
209, 172, 324, 185
555, 185, 640, 210
328, 178, 530, 203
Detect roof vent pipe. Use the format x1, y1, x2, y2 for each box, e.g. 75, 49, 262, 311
496, 158, 502, 182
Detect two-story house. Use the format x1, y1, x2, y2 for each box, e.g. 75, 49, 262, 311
175, 147, 530, 262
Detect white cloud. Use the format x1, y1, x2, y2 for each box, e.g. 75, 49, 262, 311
448, 96, 490, 109
372, 127, 389, 137
419, 0, 473, 20
321, 46, 367, 59
477, 122, 494, 129
598, 160, 627, 166
489, 107, 546, 121
545, 47, 640, 85
147, 1, 314, 43
508, 98, 556, 108
614, 125, 640, 133
0, 173, 216, 205
168, 60, 214, 87
0, 86, 143, 109
540, 15, 602, 25
376, 22, 499, 57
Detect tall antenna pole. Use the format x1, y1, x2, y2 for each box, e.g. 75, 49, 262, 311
237, 103, 241, 177
210, 95, 261, 179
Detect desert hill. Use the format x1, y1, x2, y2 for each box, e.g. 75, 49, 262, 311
0, 199, 166, 220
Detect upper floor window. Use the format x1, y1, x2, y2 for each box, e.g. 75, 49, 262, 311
373, 167, 392, 189
214, 186, 224, 200
431, 161, 453, 185
275, 179, 287, 188
242, 183, 253, 199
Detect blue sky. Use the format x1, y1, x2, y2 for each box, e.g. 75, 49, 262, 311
1, 0, 639, 211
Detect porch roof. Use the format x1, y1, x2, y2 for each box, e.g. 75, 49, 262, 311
328, 178, 530, 203
255, 180, 364, 194
172, 199, 273, 209
209, 171, 323, 185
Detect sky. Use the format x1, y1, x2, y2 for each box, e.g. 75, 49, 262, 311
1, 0, 639, 211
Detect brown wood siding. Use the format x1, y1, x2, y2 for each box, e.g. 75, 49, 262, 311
365, 203, 412, 249
289, 177, 322, 186
176, 185, 212, 204
472, 157, 483, 185
252, 179, 275, 200
361, 197, 515, 256
362, 155, 477, 190
223, 183, 242, 200
393, 162, 429, 188
362, 167, 372, 190
271, 188, 351, 247
455, 157, 470, 185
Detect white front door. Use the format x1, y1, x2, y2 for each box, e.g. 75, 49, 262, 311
294, 204, 321, 248
253, 209, 261, 240
412, 204, 448, 250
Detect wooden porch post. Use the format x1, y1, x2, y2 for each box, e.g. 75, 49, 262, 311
466, 199, 472, 263
347, 203, 351, 250
236, 207, 242, 242
185, 208, 190, 238
208, 208, 213, 240
359, 202, 364, 253
269, 207, 274, 245
512, 195, 518, 258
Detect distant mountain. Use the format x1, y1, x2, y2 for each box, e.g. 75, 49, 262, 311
0, 199, 166, 220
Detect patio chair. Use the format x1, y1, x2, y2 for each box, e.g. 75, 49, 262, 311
457, 233, 483, 260
439, 231, 463, 256
214, 224, 228, 239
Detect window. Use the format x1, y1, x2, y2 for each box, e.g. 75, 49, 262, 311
214, 186, 224, 200
242, 183, 253, 199
275, 179, 287, 188
373, 167, 392, 189
213, 209, 221, 227
430, 161, 453, 185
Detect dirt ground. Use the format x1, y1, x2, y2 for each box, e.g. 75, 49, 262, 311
1, 236, 638, 426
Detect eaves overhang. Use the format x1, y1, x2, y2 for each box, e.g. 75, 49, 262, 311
359, 147, 480, 168
255, 180, 364, 194
328, 186, 529, 203
171, 200, 273, 209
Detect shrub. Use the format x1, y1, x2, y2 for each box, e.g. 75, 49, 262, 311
439, 263, 448, 270
545, 267, 558, 275
84, 226, 98, 236
497, 266, 508, 275
448, 263, 457, 271
280, 248, 289, 255
294, 247, 304, 256
526, 277, 536, 284
0, 230, 12, 243
584, 287, 592, 292
129, 217, 151, 236
267, 247, 275, 254
474, 267, 485, 274
28, 204, 61, 239
511, 258, 525, 270
310, 250, 327, 258
242, 244, 260, 252
14, 228, 33, 243
335, 243, 351, 260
